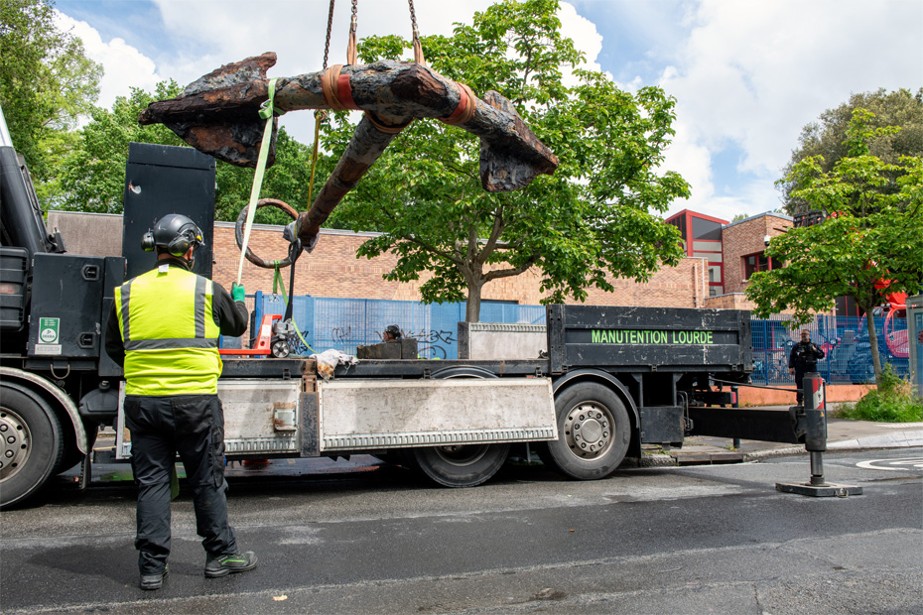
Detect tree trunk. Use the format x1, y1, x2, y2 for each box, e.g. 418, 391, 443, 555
866, 309, 884, 385
465, 280, 483, 323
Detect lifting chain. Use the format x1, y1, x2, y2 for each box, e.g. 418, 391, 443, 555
308, 0, 427, 241
347, 0, 358, 65
308, 0, 340, 210
322, 0, 335, 70
408, 0, 425, 64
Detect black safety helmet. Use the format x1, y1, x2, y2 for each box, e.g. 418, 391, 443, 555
141, 213, 205, 257
384, 324, 402, 340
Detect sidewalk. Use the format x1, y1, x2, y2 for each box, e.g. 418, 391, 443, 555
645, 409, 923, 467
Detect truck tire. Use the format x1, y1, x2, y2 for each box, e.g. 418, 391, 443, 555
410, 367, 509, 487
540, 382, 630, 480
0, 385, 64, 509
412, 443, 511, 488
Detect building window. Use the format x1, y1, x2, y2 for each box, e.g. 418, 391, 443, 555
742, 252, 782, 280
694, 250, 722, 262
692, 240, 722, 253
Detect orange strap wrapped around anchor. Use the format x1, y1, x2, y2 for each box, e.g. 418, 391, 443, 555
441, 82, 477, 126
321, 65, 359, 111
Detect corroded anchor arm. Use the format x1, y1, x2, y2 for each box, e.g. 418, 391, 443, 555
139, 52, 558, 250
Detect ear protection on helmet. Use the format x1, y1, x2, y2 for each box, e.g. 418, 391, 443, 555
141, 231, 156, 252
141, 214, 205, 258
165, 231, 194, 257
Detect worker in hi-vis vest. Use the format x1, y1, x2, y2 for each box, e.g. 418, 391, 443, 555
105, 213, 257, 590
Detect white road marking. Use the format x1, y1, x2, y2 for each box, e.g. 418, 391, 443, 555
856, 457, 923, 471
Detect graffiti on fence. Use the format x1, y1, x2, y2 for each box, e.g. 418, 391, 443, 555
331, 326, 354, 343
408, 329, 456, 360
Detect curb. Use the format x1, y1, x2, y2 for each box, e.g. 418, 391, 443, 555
637, 434, 923, 467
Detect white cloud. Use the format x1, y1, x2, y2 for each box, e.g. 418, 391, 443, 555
60, 1, 605, 145
53, 0, 922, 223
657, 0, 923, 218
53, 12, 164, 111
661, 117, 714, 215
559, 2, 603, 75
151, 0, 501, 82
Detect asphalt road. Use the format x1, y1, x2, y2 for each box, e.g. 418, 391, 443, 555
2, 449, 921, 614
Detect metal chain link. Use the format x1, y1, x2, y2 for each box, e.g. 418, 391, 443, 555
322, 0, 335, 70
347, 0, 359, 65
408, 0, 424, 64
408, 0, 418, 38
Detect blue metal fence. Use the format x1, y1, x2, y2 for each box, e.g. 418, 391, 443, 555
750, 313, 908, 385
242, 294, 902, 383
249, 292, 547, 360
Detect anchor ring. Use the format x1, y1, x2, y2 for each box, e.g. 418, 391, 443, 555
235, 198, 301, 269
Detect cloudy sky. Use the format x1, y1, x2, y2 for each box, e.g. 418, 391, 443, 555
54, 0, 922, 221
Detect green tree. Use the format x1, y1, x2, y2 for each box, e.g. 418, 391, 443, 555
57, 82, 312, 222
780, 88, 923, 215
0, 0, 101, 185
56, 83, 184, 213
214, 129, 313, 225
748, 109, 923, 384
323, 0, 688, 321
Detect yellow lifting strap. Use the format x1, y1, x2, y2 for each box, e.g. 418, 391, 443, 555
236, 78, 280, 285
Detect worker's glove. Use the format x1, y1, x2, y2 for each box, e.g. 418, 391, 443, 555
231, 282, 246, 302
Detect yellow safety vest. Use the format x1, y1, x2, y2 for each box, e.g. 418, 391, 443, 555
114, 265, 222, 395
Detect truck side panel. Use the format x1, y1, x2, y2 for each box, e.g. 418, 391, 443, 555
116, 378, 305, 459
548, 304, 751, 373
221, 380, 302, 455
314, 378, 557, 454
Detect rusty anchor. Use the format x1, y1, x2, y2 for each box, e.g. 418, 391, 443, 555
139, 52, 558, 255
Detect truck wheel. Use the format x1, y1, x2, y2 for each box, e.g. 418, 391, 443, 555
410, 367, 509, 487
541, 382, 630, 480
412, 443, 511, 488
0, 385, 64, 509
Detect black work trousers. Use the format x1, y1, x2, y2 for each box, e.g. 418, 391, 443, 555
124, 394, 238, 575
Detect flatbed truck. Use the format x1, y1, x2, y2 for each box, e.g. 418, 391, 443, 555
1, 126, 800, 508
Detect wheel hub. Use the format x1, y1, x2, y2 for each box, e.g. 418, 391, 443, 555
433, 445, 488, 466
0, 409, 31, 480
564, 403, 613, 459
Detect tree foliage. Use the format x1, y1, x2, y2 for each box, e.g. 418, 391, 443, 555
748, 109, 923, 383
780, 88, 923, 215
0, 0, 101, 184
56, 83, 185, 213
323, 0, 688, 321
55, 82, 312, 223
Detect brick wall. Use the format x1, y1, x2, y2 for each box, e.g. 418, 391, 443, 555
48, 211, 711, 309
721, 214, 792, 294
214, 223, 430, 299
212, 222, 708, 308
704, 292, 757, 310
47, 211, 123, 257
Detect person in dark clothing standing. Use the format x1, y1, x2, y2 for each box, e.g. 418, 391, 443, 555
788, 329, 825, 405
105, 213, 257, 590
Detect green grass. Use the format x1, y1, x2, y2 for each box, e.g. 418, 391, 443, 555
836, 364, 923, 422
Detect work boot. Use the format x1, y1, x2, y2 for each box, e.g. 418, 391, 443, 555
204, 551, 258, 578
140, 565, 168, 590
